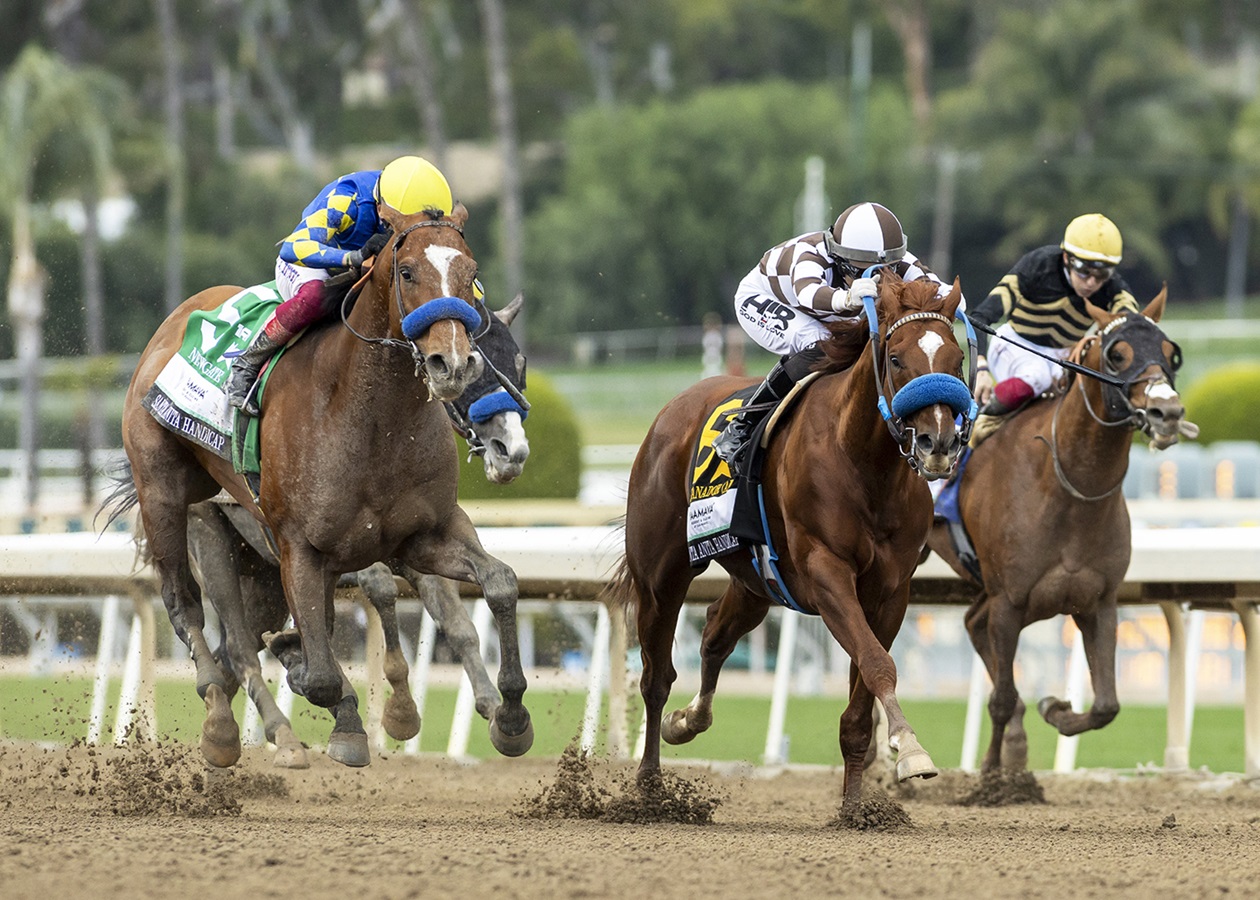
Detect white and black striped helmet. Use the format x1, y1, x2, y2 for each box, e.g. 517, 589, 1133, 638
824, 202, 907, 264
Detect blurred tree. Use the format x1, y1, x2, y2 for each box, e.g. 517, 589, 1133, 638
522, 79, 922, 346
0, 45, 129, 509
936, 0, 1229, 302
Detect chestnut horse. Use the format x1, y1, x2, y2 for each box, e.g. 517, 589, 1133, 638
609, 274, 971, 818
179, 296, 529, 767
925, 289, 1186, 775
115, 204, 533, 766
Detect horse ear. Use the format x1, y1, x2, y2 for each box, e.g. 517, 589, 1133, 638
1142, 283, 1168, 323
494, 293, 524, 325
1083, 297, 1113, 329
449, 201, 469, 228
378, 204, 407, 233
942, 277, 963, 319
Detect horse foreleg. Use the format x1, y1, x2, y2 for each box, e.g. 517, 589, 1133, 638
358, 563, 421, 741
325, 664, 370, 767
274, 541, 343, 709
973, 598, 1024, 773
403, 567, 501, 721
402, 513, 533, 757
1040, 605, 1121, 736
662, 585, 768, 746
839, 669, 878, 818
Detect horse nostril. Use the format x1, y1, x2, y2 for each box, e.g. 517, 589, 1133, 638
429, 355, 450, 378
491, 439, 508, 458
916, 434, 935, 455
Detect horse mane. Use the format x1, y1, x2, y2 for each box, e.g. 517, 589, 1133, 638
815, 276, 948, 375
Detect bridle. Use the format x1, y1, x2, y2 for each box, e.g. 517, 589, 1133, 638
1036, 313, 1182, 501
860, 274, 977, 475
339, 218, 487, 376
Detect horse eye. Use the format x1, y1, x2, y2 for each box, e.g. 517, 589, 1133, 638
1107, 345, 1126, 366
399, 267, 414, 283
889, 355, 903, 370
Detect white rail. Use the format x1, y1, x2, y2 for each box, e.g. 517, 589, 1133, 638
0, 528, 1257, 775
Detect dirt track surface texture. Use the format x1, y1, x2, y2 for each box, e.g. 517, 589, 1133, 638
2, 741, 1259, 899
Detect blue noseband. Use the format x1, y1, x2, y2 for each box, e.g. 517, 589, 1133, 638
890, 372, 974, 418
401, 296, 482, 340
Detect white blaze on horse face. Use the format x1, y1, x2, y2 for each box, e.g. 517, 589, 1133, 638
917, 331, 946, 368
424, 245, 464, 297
1146, 381, 1178, 401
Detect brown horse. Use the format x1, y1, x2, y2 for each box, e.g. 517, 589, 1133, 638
609, 274, 971, 818
115, 204, 533, 766
925, 288, 1186, 775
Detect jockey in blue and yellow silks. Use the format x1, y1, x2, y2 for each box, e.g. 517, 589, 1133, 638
226, 155, 463, 415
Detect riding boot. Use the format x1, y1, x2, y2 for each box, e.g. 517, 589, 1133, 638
225, 328, 292, 417
969, 377, 1035, 448
712, 345, 824, 470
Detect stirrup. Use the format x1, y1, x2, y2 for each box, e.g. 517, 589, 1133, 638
712, 422, 748, 464
226, 362, 263, 417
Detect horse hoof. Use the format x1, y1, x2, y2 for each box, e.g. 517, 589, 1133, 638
661, 709, 700, 745
1038, 696, 1072, 722
327, 731, 371, 767
270, 724, 310, 770
200, 684, 242, 768
263, 629, 303, 667
895, 747, 938, 782
489, 714, 534, 757
383, 703, 421, 742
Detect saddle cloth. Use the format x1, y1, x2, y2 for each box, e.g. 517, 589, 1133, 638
932, 446, 982, 583
141, 282, 282, 479
685, 373, 820, 567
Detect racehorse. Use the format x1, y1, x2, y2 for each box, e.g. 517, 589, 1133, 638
608, 273, 972, 819
181, 296, 529, 767
112, 204, 533, 767
925, 288, 1186, 776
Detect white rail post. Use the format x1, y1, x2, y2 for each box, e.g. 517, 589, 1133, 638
87, 595, 120, 745
241, 651, 266, 747
580, 603, 612, 754
404, 608, 437, 754
1160, 601, 1190, 771
1052, 628, 1088, 773
447, 599, 493, 759
113, 597, 156, 744
607, 603, 629, 759
362, 599, 386, 751
1184, 609, 1205, 747
764, 608, 799, 766
1231, 600, 1260, 779
960, 652, 988, 772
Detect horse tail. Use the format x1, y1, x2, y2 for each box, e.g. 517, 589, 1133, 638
95, 457, 152, 568
602, 556, 638, 617
96, 456, 139, 534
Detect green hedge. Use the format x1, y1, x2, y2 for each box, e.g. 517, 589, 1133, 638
1182, 363, 1260, 445
456, 370, 582, 499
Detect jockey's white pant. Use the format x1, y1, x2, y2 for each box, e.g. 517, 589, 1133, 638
987, 322, 1074, 396
731, 272, 831, 358
274, 258, 332, 303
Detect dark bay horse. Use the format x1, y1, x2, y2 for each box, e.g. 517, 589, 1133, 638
183, 296, 529, 767
925, 288, 1186, 775
115, 204, 533, 766
609, 274, 971, 818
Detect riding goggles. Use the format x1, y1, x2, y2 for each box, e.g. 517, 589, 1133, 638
1067, 255, 1114, 283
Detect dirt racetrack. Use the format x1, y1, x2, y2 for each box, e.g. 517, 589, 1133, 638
2, 740, 1259, 899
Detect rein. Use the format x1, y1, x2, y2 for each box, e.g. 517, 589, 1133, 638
859, 269, 977, 473
1034, 320, 1175, 501
338, 218, 487, 377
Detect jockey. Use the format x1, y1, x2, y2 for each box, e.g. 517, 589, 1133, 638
712, 201, 960, 467
967, 213, 1138, 444
226, 155, 461, 415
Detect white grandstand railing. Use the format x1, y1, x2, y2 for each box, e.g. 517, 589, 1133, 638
0, 528, 1257, 776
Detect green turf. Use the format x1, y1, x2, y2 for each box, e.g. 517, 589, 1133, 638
0, 674, 1246, 773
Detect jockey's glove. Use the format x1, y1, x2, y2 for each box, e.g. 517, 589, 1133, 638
344, 249, 366, 269
363, 231, 390, 259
